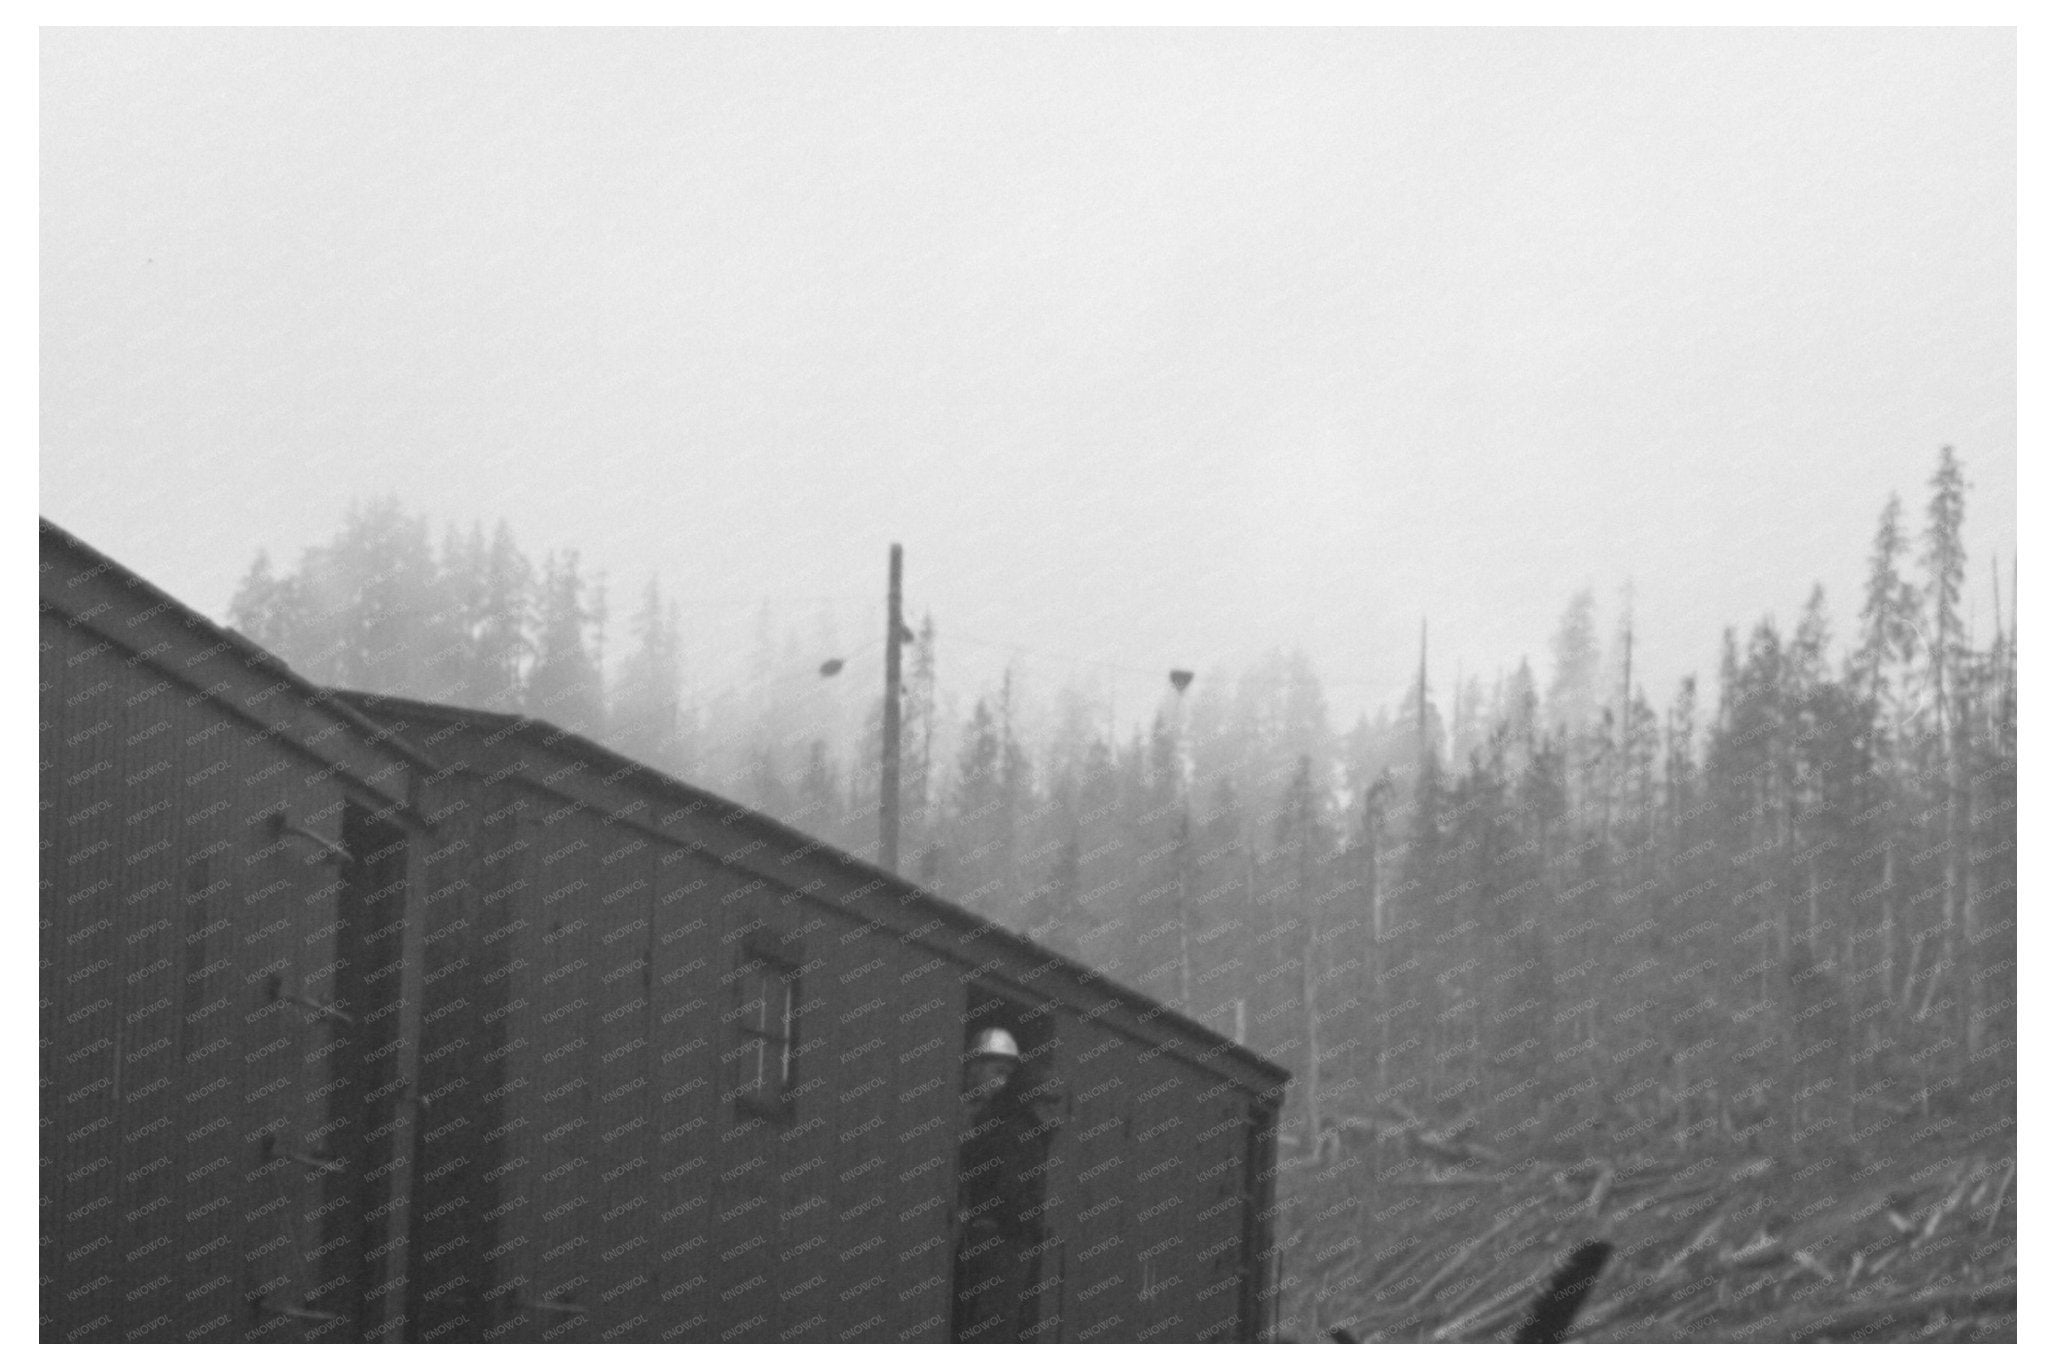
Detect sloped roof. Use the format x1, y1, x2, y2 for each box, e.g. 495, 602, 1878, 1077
340, 688, 1289, 1090
39, 517, 435, 802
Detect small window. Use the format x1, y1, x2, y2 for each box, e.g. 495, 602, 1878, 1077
733, 951, 799, 1114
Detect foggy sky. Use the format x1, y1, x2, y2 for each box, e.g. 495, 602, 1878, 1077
40, 28, 2016, 729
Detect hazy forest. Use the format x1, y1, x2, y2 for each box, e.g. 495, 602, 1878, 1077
229, 446, 2015, 1341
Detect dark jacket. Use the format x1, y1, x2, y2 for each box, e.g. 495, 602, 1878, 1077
956, 1068, 1065, 1235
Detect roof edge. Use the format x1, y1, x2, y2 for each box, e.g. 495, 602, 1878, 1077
338, 688, 1290, 1085
40, 517, 439, 781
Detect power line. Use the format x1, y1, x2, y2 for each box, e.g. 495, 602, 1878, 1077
945, 627, 1179, 683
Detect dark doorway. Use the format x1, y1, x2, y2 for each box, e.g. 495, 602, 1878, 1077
319, 804, 411, 1340
952, 985, 1062, 1342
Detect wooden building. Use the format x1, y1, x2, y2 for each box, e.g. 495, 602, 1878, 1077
40, 519, 435, 1343
40, 517, 1287, 1344
345, 689, 1287, 1343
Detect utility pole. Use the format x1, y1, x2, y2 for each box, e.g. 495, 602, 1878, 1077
881, 544, 903, 874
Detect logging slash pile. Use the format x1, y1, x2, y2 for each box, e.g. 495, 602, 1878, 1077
1278, 1111, 2016, 1343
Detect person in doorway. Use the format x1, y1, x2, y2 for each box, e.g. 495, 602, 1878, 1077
951, 1026, 1065, 1342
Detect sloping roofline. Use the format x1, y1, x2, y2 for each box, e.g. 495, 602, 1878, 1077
40, 516, 436, 794
338, 688, 1290, 1087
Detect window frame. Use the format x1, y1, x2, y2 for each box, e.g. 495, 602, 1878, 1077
729, 940, 801, 1122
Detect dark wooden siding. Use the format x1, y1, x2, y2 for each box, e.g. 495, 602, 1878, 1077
40, 605, 422, 1344
42, 529, 1282, 1346
402, 774, 501, 1341
418, 783, 972, 1344
372, 740, 911, 1340
362, 700, 1285, 1343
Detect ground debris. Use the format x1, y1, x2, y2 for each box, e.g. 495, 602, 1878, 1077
1285, 1108, 2014, 1343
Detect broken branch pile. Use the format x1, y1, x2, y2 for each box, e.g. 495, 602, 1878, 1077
1281, 1113, 2015, 1343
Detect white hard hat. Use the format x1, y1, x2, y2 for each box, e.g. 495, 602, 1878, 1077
967, 1027, 1020, 1061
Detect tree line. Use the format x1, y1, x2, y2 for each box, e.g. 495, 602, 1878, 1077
230, 447, 2014, 1156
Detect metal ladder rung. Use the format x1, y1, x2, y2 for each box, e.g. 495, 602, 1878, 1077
264, 1133, 346, 1174
525, 1298, 589, 1315
252, 1294, 345, 1325
266, 973, 357, 1026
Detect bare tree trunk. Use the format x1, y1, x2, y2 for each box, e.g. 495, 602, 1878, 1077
1806, 856, 1820, 957
1962, 753, 1981, 1058
1935, 581, 1961, 1048
1301, 854, 1322, 1148
1881, 838, 1897, 1009
1363, 819, 1384, 1096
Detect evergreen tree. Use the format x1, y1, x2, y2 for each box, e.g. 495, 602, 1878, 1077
1070, 733, 1124, 966
330, 496, 460, 698
1193, 774, 1251, 1041
231, 496, 464, 699
440, 522, 489, 691
904, 614, 939, 855
795, 739, 844, 841
528, 549, 606, 736
1449, 672, 1487, 769
1663, 675, 1698, 836
612, 575, 687, 774
848, 696, 887, 864
1921, 447, 1970, 728
228, 549, 300, 659
1545, 589, 1602, 741
467, 520, 534, 712
1854, 495, 1920, 733
945, 680, 1030, 921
